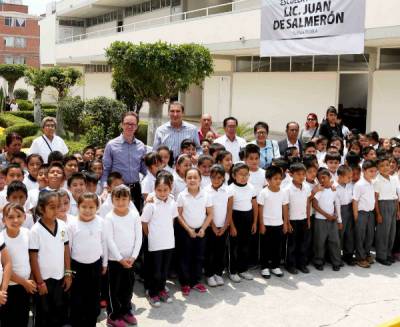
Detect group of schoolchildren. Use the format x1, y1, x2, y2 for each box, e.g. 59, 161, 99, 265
0, 127, 399, 327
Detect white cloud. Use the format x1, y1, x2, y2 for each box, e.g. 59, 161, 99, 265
23, 0, 47, 15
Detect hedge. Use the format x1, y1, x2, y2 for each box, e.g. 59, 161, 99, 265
136, 121, 148, 145
14, 89, 29, 100
0, 114, 30, 128
66, 140, 88, 154
8, 111, 33, 121
16, 99, 33, 111
42, 103, 57, 109
22, 135, 36, 148
43, 109, 57, 118
5, 122, 39, 138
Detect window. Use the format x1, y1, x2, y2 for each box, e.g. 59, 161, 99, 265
15, 37, 26, 48
235, 56, 252, 72
4, 36, 14, 47
291, 56, 313, 72
4, 56, 13, 64
340, 54, 369, 71
85, 64, 112, 73
14, 57, 25, 64
5, 17, 12, 26
151, 0, 161, 10
314, 55, 339, 71
15, 18, 26, 27
252, 56, 270, 72
271, 56, 290, 72
380, 48, 400, 70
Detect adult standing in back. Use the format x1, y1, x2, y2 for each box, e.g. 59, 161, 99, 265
318, 106, 343, 141
278, 122, 303, 157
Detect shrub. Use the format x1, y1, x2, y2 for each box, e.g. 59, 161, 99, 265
5, 122, 39, 138
16, 99, 33, 111
43, 109, 56, 118
22, 135, 36, 148
14, 88, 29, 100
65, 140, 88, 154
0, 113, 30, 127
41, 103, 57, 109
9, 111, 33, 121
59, 97, 85, 138
136, 121, 148, 145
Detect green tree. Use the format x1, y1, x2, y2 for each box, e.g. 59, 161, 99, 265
46, 67, 82, 134
0, 64, 26, 105
24, 68, 49, 125
58, 96, 85, 140
113, 73, 143, 112
84, 96, 127, 146
106, 41, 213, 144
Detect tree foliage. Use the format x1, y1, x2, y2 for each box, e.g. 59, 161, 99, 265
46, 67, 82, 99
105, 41, 214, 104
58, 96, 85, 140
0, 64, 27, 100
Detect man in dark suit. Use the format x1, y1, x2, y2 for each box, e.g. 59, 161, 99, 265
278, 122, 303, 157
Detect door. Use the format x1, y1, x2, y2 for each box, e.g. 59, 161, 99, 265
217, 76, 231, 122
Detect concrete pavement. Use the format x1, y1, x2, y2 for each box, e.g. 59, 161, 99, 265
97, 262, 400, 327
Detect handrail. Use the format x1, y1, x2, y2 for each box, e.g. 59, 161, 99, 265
56, 0, 260, 44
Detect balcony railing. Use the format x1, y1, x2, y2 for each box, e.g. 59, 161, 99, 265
57, 0, 260, 44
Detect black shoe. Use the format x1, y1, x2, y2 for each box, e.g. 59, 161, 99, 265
339, 261, 344, 267
332, 265, 340, 271
298, 266, 310, 274
376, 258, 391, 266
314, 264, 324, 271
286, 266, 298, 275
344, 258, 356, 266
388, 256, 395, 264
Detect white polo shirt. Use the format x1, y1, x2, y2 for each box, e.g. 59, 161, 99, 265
141, 173, 156, 195
214, 134, 247, 163
314, 188, 342, 223
3, 227, 30, 285
68, 216, 106, 266
28, 135, 68, 164
229, 182, 257, 212
177, 188, 212, 229
335, 182, 354, 206
141, 195, 178, 251
105, 209, 142, 261
98, 194, 138, 218
249, 168, 266, 195
200, 176, 211, 189
23, 175, 38, 191
353, 177, 375, 212
374, 174, 399, 201
172, 171, 186, 199
283, 182, 311, 221
29, 219, 69, 280
205, 184, 232, 228
257, 187, 288, 226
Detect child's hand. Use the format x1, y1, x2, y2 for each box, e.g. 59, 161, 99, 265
217, 226, 226, 237
0, 290, 7, 305
313, 184, 323, 195
338, 223, 343, 231
23, 279, 37, 294
283, 224, 288, 234
230, 225, 237, 237
63, 275, 72, 292
287, 223, 294, 233
145, 195, 155, 204
188, 228, 197, 238
307, 220, 311, 229
330, 182, 336, 191
197, 229, 205, 238
259, 224, 266, 235
327, 215, 337, 221
38, 282, 48, 296
212, 225, 219, 236
126, 257, 135, 267
251, 223, 257, 235
102, 267, 108, 275
119, 258, 132, 269
376, 214, 383, 224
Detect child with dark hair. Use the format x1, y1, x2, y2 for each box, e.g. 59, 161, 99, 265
23, 154, 43, 191
67, 172, 87, 216
198, 155, 214, 189
141, 152, 162, 201
244, 144, 266, 194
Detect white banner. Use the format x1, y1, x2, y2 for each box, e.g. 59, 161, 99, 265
260, 0, 366, 57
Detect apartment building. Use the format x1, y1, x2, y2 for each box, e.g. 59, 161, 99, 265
40, 0, 400, 136
0, 0, 40, 67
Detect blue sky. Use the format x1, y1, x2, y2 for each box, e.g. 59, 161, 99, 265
23, 0, 47, 15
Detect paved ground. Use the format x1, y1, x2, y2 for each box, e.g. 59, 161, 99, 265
97, 262, 400, 327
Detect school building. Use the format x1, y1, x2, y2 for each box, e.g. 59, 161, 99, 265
39, 0, 400, 137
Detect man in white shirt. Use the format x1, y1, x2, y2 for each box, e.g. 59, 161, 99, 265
214, 117, 246, 163
28, 117, 68, 163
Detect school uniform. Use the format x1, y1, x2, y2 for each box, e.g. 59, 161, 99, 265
23, 174, 39, 191
141, 173, 156, 196
68, 216, 107, 327
305, 180, 317, 262
353, 177, 376, 261
313, 188, 342, 267
176, 188, 212, 286
335, 182, 355, 262
257, 187, 288, 270
204, 184, 232, 278
68, 191, 79, 216
29, 219, 70, 327
0, 228, 30, 327
228, 182, 257, 274
374, 174, 399, 261
104, 209, 142, 321
141, 196, 177, 297
200, 175, 211, 189
98, 194, 138, 219
249, 168, 266, 195
284, 182, 311, 269
172, 171, 186, 199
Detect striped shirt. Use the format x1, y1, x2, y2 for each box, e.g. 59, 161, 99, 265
153, 121, 200, 159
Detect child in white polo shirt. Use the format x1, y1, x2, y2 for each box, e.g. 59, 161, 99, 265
258, 166, 288, 279
374, 156, 399, 266
177, 168, 213, 296
173, 154, 192, 199
198, 155, 214, 189
204, 164, 232, 287
141, 172, 177, 307
353, 160, 378, 268
29, 191, 72, 327
1, 203, 34, 326
245, 144, 266, 194
105, 185, 142, 326
141, 152, 162, 201
67, 172, 87, 216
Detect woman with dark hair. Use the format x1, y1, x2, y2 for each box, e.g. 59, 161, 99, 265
318, 106, 343, 141
300, 113, 319, 144
0, 132, 23, 167
250, 121, 280, 168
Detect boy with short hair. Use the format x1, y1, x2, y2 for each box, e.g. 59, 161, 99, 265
353, 160, 378, 268
374, 156, 399, 265
209, 143, 225, 161
312, 168, 342, 271
362, 146, 377, 161
244, 144, 265, 194
67, 172, 87, 216
324, 152, 341, 182
180, 139, 198, 166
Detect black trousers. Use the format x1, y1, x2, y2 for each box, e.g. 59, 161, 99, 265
147, 249, 173, 297
261, 225, 283, 270
229, 210, 253, 274
107, 261, 135, 321
286, 219, 310, 268
127, 182, 142, 213
34, 278, 69, 327
393, 220, 400, 254
70, 259, 102, 327
340, 204, 355, 260
204, 228, 227, 277
0, 284, 30, 327
177, 225, 206, 287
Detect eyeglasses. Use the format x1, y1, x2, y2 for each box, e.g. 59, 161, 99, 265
256, 131, 267, 135
307, 118, 316, 121
123, 123, 137, 127
44, 124, 56, 128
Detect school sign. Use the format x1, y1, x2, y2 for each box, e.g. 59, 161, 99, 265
260, 0, 366, 56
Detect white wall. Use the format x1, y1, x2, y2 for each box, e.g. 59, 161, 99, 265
365, 0, 400, 29
84, 73, 114, 100
370, 71, 400, 137
231, 72, 338, 134
86, 21, 117, 35
181, 84, 202, 117
40, 14, 57, 65
123, 7, 171, 27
